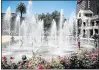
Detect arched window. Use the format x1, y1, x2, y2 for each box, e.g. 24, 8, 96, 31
96, 21, 99, 26
95, 29, 98, 34
77, 19, 82, 27
83, 22, 86, 26
91, 22, 94, 26
83, 29, 85, 38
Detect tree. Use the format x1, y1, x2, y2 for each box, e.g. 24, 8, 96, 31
44, 13, 53, 30
51, 10, 59, 19
38, 10, 66, 32
16, 2, 26, 19
52, 10, 60, 29
38, 13, 45, 20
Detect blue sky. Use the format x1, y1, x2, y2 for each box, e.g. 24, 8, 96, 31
2, 1, 76, 18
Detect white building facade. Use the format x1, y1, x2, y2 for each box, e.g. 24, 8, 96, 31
77, 10, 99, 39
77, 10, 99, 46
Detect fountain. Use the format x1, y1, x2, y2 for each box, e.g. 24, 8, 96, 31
2, 1, 79, 61
2, 7, 12, 54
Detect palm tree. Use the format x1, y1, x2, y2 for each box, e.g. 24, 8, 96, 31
16, 2, 26, 19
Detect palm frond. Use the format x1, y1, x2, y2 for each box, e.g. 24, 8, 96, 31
16, 2, 26, 14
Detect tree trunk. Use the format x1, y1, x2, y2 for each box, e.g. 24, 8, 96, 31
20, 12, 22, 25
21, 11, 22, 19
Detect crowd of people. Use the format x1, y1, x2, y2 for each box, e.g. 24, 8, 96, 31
1, 48, 99, 69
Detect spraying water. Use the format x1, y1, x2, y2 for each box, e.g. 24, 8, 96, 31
3, 7, 11, 52
2, 1, 79, 61
27, 0, 32, 16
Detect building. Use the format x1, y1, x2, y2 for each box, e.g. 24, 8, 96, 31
76, 0, 99, 38
77, 10, 99, 38
76, 9, 99, 46
76, 0, 99, 46
76, 0, 99, 15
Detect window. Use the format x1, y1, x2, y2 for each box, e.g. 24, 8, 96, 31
90, 29, 93, 37
83, 29, 86, 38
95, 29, 98, 34
96, 21, 99, 25
88, 0, 90, 9
91, 22, 94, 26
78, 19, 82, 27
78, 29, 81, 34
84, 13, 92, 17
79, 13, 81, 17
83, 22, 86, 26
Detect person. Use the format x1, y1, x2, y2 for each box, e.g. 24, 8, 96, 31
77, 35, 80, 50
78, 41, 80, 49
93, 33, 98, 48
